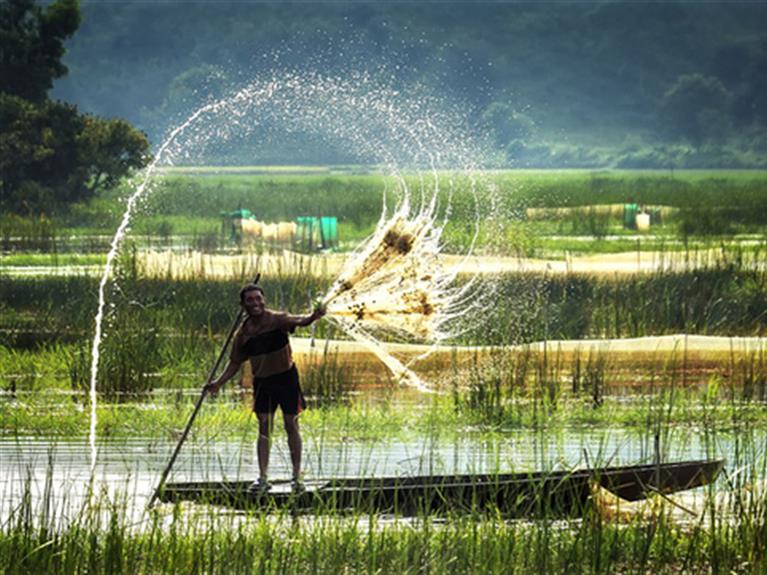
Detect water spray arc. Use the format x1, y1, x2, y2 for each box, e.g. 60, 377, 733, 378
89, 72, 493, 468
87, 84, 279, 470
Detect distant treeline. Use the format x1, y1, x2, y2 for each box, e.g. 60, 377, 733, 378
53, 2, 767, 168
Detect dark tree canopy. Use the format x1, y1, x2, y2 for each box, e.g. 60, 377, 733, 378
0, 94, 82, 211
0, 0, 80, 103
77, 115, 151, 194
48, 1, 767, 168
0, 0, 150, 215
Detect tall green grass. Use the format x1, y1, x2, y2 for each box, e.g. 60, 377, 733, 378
141, 170, 767, 217
0, 214, 57, 252
27, 169, 766, 246
142, 174, 389, 228
0, 441, 765, 575
459, 249, 767, 345
4, 342, 767, 437
4, 245, 767, 347
491, 170, 767, 210
452, 345, 767, 430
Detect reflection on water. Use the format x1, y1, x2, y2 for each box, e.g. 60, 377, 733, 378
0, 426, 733, 518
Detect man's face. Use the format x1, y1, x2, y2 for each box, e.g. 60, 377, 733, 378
242, 289, 265, 317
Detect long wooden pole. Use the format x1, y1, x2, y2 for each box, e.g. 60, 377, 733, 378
148, 273, 260, 508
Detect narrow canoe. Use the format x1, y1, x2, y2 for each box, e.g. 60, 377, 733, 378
159, 458, 724, 516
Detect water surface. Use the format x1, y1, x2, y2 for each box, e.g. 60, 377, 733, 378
0, 426, 737, 518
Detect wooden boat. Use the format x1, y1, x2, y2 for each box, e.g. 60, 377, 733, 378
158, 459, 724, 517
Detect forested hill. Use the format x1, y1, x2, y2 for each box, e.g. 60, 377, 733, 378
53, 1, 767, 168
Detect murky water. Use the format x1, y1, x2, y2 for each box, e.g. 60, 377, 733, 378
0, 425, 737, 519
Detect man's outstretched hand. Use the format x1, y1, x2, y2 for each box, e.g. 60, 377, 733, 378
311, 302, 327, 321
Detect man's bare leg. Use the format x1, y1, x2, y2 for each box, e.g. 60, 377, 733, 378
283, 413, 302, 481
256, 412, 272, 480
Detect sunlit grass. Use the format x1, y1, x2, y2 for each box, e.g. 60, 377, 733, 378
0, 418, 764, 575
0, 253, 107, 267
3, 169, 767, 572
3, 344, 767, 438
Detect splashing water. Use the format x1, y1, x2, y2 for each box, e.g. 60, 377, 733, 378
89, 70, 497, 465
88, 101, 245, 470
320, 197, 479, 391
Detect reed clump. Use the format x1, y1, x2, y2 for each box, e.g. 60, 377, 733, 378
3, 244, 766, 354
300, 343, 357, 406
1, 471, 766, 574
0, 214, 57, 252
450, 344, 767, 430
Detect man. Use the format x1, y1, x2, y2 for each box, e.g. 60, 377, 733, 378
205, 284, 325, 492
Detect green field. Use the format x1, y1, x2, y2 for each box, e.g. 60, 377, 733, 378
4, 169, 767, 256
3, 169, 767, 574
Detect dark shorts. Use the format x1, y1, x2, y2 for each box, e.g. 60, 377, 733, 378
253, 364, 306, 415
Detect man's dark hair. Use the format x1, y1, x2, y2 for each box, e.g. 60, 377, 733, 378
239, 283, 264, 302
